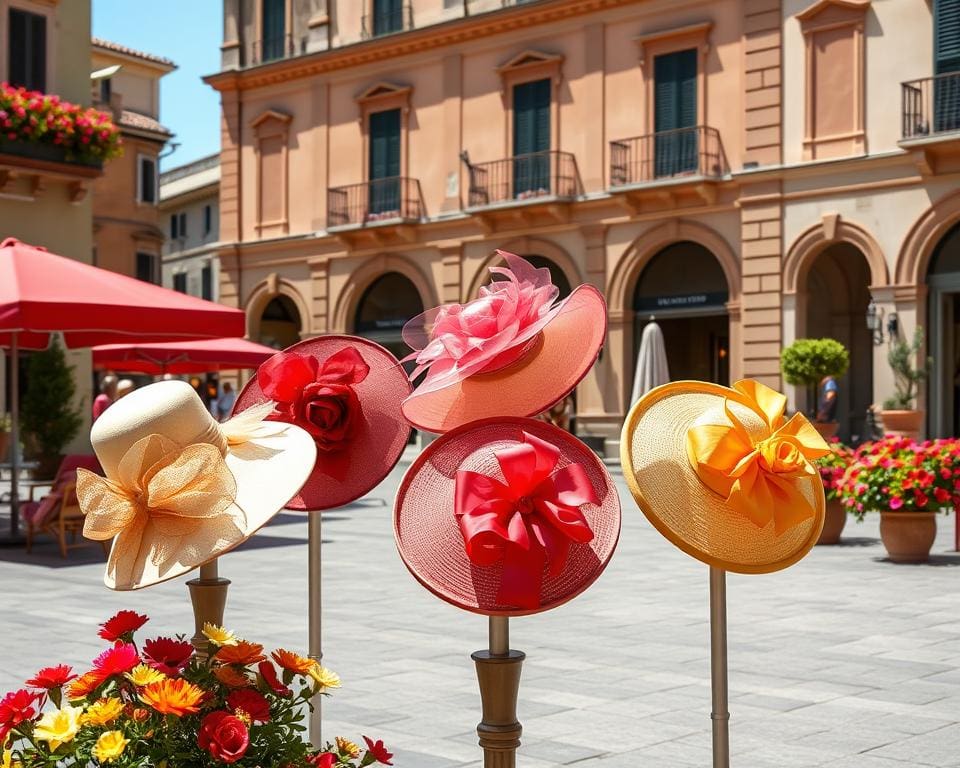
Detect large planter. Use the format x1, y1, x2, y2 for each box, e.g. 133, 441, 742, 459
879, 510, 937, 563
817, 498, 847, 545
813, 421, 839, 439
0, 139, 102, 169
880, 409, 924, 440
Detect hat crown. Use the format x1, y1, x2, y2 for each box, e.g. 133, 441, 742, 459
91, 380, 223, 481
692, 398, 769, 442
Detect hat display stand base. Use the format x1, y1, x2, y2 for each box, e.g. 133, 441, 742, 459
187, 558, 231, 660
308, 511, 323, 746
472, 616, 524, 768
710, 567, 730, 768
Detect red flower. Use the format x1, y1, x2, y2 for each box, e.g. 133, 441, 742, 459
363, 736, 394, 765
25, 665, 76, 690
307, 753, 336, 768
889, 496, 904, 510
142, 637, 194, 676
256, 661, 290, 697
92, 643, 140, 677
99, 610, 148, 641
935, 487, 951, 504
226, 688, 271, 723
198, 711, 250, 764
0, 689, 40, 742
915, 491, 929, 508
258, 348, 369, 452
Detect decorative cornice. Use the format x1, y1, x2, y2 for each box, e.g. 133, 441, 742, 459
796, 0, 870, 22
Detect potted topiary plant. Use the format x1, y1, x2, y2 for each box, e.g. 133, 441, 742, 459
815, 439, 853, 544
780, 338, 850, 439
881, 327, 930, 439
838, 435, 958, 563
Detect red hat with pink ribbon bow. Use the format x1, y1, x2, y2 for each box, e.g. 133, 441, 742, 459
394, 416, 621, 616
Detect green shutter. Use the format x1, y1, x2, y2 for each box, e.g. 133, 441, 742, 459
374, 0, 403, 34
262, 0, 285, 60
654, 49, 698, 176
369, 109, 401, 214
513, 79, 550, 156
935, 0, 960, 74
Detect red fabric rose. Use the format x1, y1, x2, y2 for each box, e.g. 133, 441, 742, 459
198, 711, 249, 764
258, 347, 369, 453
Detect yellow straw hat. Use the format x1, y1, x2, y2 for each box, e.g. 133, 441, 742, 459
620, 379, 831, 574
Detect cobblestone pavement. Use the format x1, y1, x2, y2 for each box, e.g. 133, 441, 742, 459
2, 457, 960, 768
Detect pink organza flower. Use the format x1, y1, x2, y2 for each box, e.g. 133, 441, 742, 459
402, 252, 561, 395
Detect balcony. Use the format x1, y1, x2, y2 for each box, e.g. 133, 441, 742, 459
608, 126, 728, 212
327, 176, 425, 244
247, 34, 305, 66
901, 73, 960, 174
362, 4, 414, 39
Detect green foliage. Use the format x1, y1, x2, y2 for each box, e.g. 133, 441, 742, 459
780, 338, 850, 387
882, 327, 931, 410
20, 337, 82, 466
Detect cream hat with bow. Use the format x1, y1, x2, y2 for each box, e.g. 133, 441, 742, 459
77, 380, 316, 590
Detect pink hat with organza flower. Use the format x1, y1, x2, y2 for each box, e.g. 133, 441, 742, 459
401, 252, 607, 434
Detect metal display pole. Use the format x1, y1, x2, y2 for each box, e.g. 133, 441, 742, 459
472, 616, 524, 768
308, 511, 323, 745
709, 567, 730, 768
187, 558, 231, 659
9, 332, 19, 537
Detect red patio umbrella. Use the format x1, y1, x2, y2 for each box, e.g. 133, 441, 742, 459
0, 237, 246, 538
93, 337, 275, 375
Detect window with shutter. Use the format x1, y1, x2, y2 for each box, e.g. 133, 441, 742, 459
513, 79, 551, 197
934, 0, 960, 132
139, 158, 157, 204
201, 264, 213, 300
262, 0, 286, 61
173, 273, 188, 294
368, 109, 401, 215
374, 0, 404, 36
8, 9, 46, 92
136, 253, 158, 284
654, 49, 698, 177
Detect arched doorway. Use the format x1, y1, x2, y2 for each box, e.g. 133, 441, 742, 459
632, 241, 730, 387
803, 243, 872, 441
927, 222, 960, 437
259, 295, 302, 349
353, 272, 425, 360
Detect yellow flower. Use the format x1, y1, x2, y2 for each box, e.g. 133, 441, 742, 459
1, 748, 18, 768
307, 664, 341, 691
92, 730, 128, 763
202, 623, 238, 647
336, 736, 360, 758
126, 664, 166, 687
81, 698, 124, 727
33, 704, 83, 751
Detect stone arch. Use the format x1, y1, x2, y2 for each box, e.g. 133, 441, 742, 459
607, 219, 741, 312
783, 214, 888, 293
330, 253, 437, 333
464, 236, 582, 302
245, 274, 310, 343
896, 190, 960, 285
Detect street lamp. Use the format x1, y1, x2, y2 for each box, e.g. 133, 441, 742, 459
866, 299, 898, 344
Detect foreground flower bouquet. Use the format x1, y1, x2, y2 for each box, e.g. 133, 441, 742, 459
0, 611, 392, 767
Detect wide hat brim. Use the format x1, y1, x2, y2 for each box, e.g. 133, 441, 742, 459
106, 424, 317, 590
620, 381, 825, 574
394, 417, 621, 616
401, 285, 607, 434
234, 335, 411, 511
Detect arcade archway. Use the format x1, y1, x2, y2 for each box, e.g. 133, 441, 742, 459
352, 272, 425, 360
258, 295, 302, 350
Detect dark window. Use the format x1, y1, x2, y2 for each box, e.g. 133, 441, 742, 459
173, 272, 188, 293
139, 157, 157, 203
99, 77, 111, 104
170, 214, 178, 239
178, 212, 187, 238
204, 205, 213, 235
262, 0, 286, 61
512, 78, 551, 197
368, 109, 401, 215
8, 9, 46, 92
373, 0, 403, 36
934, 0, 960, 132
136, 252, 158, 284
653, 49, 698, 176
201, 263, 213, 300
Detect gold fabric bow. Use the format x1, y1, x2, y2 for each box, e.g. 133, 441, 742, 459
77, 434, 244, 588
686, 380, 831, 535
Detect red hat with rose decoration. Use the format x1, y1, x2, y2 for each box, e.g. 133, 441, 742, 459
394, 416, 621, 616
400, 251, 607, 434
233, 335, 411, 511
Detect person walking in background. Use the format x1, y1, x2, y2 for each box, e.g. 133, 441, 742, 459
817, 374, 839, 423
92, 374, 118, 422
217, 381, 236, 421
116, 379, 135, 399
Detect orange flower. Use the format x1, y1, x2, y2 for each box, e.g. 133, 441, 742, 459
213, 666, 250, 689
67, 671, 105, 700
271, 649, 314, 675
215, 641, 266, 666
140, 678, 205, 717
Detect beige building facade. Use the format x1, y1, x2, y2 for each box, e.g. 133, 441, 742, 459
206, 0, 960, 451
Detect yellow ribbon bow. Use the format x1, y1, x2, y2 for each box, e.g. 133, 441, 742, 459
77, 434, 244, 588
686, 379, 831, 535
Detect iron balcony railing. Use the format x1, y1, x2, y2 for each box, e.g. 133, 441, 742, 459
248, 34, 305, 65
609, 126, 728, 187
361, 4, 414, 38
465, 150, 582, 208
327, 176, 425, 228
902, 72, 960, 139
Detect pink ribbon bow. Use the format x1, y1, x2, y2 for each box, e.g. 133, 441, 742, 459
454, 431, 597, 609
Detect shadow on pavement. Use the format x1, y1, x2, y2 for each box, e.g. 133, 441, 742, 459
834, 537, 881, 547
871, 552, 960, 567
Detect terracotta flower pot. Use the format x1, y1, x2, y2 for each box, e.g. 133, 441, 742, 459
813, 421, 838, 439
816, 498, 846, 545
879, 510, 937, 563
880, 409, 924, 440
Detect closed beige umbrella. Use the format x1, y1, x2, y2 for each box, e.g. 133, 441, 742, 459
631, 319, 670, 404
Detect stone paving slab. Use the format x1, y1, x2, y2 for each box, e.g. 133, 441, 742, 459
1, 462, 960, 766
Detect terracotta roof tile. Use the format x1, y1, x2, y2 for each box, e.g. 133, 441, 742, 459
92, 38, 176, 68
119, 109, 172, 137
